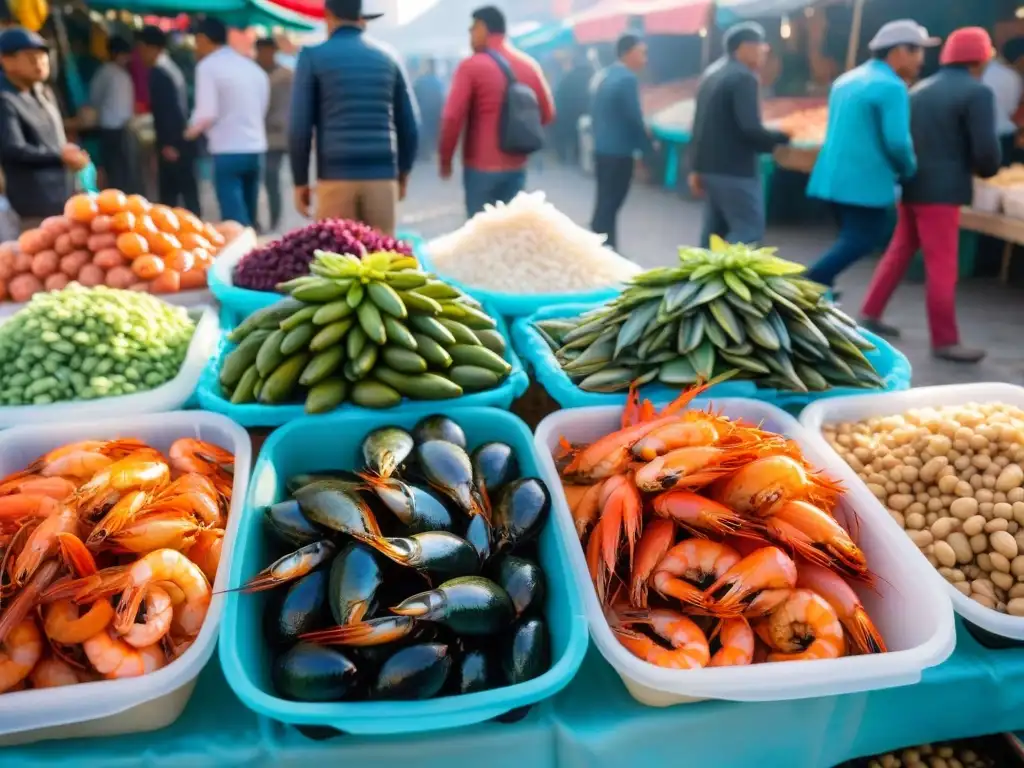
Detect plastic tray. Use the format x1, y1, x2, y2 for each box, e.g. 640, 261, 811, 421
0, 288, 216, 319
0, 304, 219, 428
415, 241, 629, 319
220, 407, 589, 735
0, 411, 251, 746
512, 302, 913, 413
533, 398, 956, 706
195, 304, 529, 428
801, 383, 1024, 643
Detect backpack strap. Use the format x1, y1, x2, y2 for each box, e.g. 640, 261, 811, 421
484, 49, 518, 84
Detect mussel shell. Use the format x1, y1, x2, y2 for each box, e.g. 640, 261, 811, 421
276, 569, 329, 645
412, 415, 467, 449
381, 531, 480, 577
471, 442, 519, 496
328, 542, 383, 626
416, 440, 478, 516
372, 643, 451, 700
465, 513, 492, 563
503, 618, 550, 685
453, 647, 497, 695
494, 478, 550, 550
395, 576, 514, 636
263, 499, 323, 548
493, 556, 545, 619
286, 470, 364, 495
405, 485, 455, 534
273, 643, 359, 702
361, 426, 415, 477
294, 481, 380, 537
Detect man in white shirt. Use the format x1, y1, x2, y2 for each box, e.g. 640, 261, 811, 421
982, 38, 1024, 165
185, 18, 270, 227
87, 36, 141, 194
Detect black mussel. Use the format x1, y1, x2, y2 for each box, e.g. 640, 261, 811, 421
241, 540, 336, 593
493, 478, 550, 552
361, 426, 414, 479
328, 542, 383, 626
471, 442, 519, 497
465, 514, 492, 563
412, 414, 467, 449
263, 499, 323, 548
274, 643, 359, 702
302, 615, 418, 647
503, 618, 550, 685
362, 531, 479, 577
416, 440, 490, 559
372, 643, 451, 700
493, 556, 545, 619
392, 576, 514, 636
360, 476, 454, 534
453, 647, 497, 694
294, 481, 382, 538
286, 470, 363, 495
276, 569, 329, 645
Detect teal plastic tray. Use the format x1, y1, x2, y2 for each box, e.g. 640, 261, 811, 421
511, 302, 913, 412
195, 303, 529, 428
219, 407, 589, 735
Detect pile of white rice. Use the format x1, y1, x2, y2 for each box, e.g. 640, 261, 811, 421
426, 191, 640, 294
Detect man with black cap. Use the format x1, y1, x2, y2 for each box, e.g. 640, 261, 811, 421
290, 0, 418, 234
0, 27, 89, 226
86, 35, 141, 194
689, 22, 789, 248
589, 32, 652, 252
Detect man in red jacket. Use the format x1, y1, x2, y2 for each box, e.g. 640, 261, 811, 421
439, 6, 555, 217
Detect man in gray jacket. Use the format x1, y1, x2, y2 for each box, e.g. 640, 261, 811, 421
256, 37, 292, 233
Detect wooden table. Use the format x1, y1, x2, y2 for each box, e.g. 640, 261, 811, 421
958, 207, 1024, 283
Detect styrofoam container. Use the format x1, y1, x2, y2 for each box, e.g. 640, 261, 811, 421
0, 411, 251, 746
534, 398, 955, 706
0, 305, 219, 428
802, 383, 1024, 642
221, 407, 589, 734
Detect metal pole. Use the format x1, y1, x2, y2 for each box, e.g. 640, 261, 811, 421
845, 0, 865, 72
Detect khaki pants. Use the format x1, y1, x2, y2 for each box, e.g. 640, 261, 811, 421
316, 179, 398, 236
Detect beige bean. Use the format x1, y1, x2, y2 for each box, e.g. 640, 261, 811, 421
888, 494, 914, 512
908, 501, 928, 516
925, 511, 938, 526
972, 593, 997, 609
901, 465, 919, 483
930, 518, 955, 540
905, 512, 926, 530
890, 510, 906, 528
972, 579, 996, 599
977, 553, 993, 572
867, 483, 887, 500
954, 581, 972, 596
1009, 487, 1024, 504
937, 474, 959, 495
954, 480, 974, 498
991, 551, 1012, 573
996, 464, 1024, 492
995, 501, 1014, 520
949, 497, 979, 520
969, 533, 988, 554
962, 515, 986, 536
906, 529, 933, 549
1013, 501, 1024, 525
992, 530, 1019, 559
927, 498, 943, 513
921, 456, 949, 483
992, 570, 1015, 590
985, 517, 1009, 533
976, 489, 994, 504
946, 531, 973, 564
933, 541, 957, 568
1008, 597, 1024, 616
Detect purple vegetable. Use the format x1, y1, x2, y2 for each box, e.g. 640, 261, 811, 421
233, 218, 413, 291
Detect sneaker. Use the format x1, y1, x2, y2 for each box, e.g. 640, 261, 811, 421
932, 345, 986, 363
859, 316, 901, 339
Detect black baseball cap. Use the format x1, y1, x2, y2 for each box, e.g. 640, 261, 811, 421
0, 27, 49, 56
324, 0, 384, 22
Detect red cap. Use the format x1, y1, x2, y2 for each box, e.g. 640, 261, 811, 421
940, 27, 994, 65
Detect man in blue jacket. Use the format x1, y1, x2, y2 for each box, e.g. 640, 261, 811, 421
806, 20, 939, 288
290, 0, 419, 235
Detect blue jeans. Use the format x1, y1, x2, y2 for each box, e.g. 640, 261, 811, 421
806, 203, 892, 287
464, 168, 526, 218
213, 153, 262, 227
699, 173, 765, 248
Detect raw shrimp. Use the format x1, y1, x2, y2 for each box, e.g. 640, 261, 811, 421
44, 598, 115, 644
634, 445, 765, 493
75, 453, 170, 513
652, 490, 767, 541
187, 528, 224, 584
652, 539, 741, 611
0, 618, 42, 692
704, 546, 798, 617
765, 500, 870, 583
12, 503, 77, 584
797, 562, 886, 654
87, 490, 148, 545
612, 608, 710, 670
29, 656, 82, 688
169, 439, 233, 477
709, 617, 755, 667
564, 480, 603, 538
83, 629, 165, 678
629, 518, 675, 608
105, 510, 201, 554
711, 455, 843, 517
114, 549, 211, 638
759, 589, 845, 662
121, 587, 173, 648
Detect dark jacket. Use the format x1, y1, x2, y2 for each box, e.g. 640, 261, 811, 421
591, 63, 651, 158
555, 63, 594, 133
0, 75, 72, 218
690, 57, 788, 178
902, 67, 1001, 206
290, 27, 420, 185
148, 55, 189, 153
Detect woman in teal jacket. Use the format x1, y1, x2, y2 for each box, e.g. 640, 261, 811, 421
805, 20, 938, 288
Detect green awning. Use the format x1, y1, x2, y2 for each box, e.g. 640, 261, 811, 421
86, 0, 317, 30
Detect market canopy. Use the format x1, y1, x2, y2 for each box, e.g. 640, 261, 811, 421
570, 0, 712, 44
512, 19, 576, 56
715, 0, 830, 25
84, 0, 319, 30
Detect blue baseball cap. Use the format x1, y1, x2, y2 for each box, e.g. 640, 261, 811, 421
0, 27, 49, 56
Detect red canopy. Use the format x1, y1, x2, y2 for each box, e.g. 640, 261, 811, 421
264, 0, 325, 19
571, 0, 711, 44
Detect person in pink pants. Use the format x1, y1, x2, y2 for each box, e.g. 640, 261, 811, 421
860, 27, 1001, 363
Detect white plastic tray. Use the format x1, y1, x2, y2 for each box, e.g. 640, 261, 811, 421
534, 398, 955, 706
802, 383, 1024, 642
0, 304, 219, 428
0, 411, 251, 745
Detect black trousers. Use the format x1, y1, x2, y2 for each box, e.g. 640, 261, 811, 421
157, 145, 201, 217
98, 127, 142, 195
590, 154, 634, 251
264, 149, 286, 232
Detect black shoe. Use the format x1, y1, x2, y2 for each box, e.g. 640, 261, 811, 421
932, 345, 986, 363
859, 316, 901, 339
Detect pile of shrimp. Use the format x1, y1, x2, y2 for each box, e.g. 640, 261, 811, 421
0, 437, 233, 693
557, 379, 887, 670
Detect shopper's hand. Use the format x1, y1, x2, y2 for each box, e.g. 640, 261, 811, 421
398, 173, 408, 201
161, 146, 180, 162
294, 185, 312, 218
183, 125, 202, 142
687, 172, 703, 198
439, 161, 452, 180
61, 144, 89, 171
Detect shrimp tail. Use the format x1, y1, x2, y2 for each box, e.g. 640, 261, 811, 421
586, 518, 609, 605
56, 532, 97, 577
113, 585, 147, 635
845, 606, 887, 654
621, 384, 642, 428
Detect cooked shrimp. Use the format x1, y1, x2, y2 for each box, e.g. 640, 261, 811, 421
765, 500, 871, 583
12, 503, 78, 584
631, 416, 725, 461
599, 472, 643, 570
113, 549, 211, 638
83, 629, 165, 678
104, 510, 201, 554
634, 445, 765, 493
629, 518, 675, 608
652, 539, 741, 611
169, 439, 234, 477
44, 598, 115, 644
797, 562, 886, 654
17, 439, 149, 479
0, 494, 60, 523
0, 618, 42, 692
760, 589, 845, 662
186, 528, 224, 584
564, 480, 603, 538
709, 617, 755, 667
29, 656, 82, 688
704, 546, 798, 617
652, 490, 767, 541
87, 490, 149, 545
149, 474, 223, 528
612, 608, 710, 670
121, 587, 173, 648
75, 454, 170, 513
0, 477, 76, 500
711, 455, 843, 517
